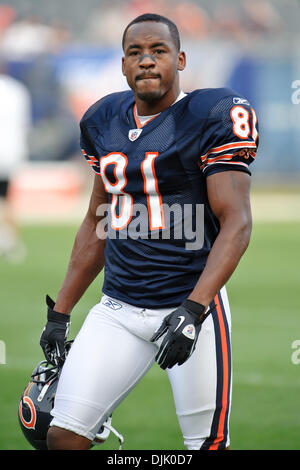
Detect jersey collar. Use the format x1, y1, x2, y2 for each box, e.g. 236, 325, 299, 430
132, 90, 187, 129
133, 104, 159, 129
120, 90, 188, 138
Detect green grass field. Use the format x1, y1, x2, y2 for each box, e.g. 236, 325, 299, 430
0, 220, 300, 450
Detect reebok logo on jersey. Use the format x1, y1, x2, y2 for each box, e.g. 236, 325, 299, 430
103, 298, 123, 310
128, 128, 143, 141
233, 97, 250, 106
182, 324, 195, 340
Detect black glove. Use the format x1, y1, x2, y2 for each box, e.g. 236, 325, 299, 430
150, 299, 212, 370
40, 295, 71, 366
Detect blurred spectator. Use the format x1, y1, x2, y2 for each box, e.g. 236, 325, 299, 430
211, 0, 284, 41
0, 5, 16, 39
210, 4, 245, 41
126, 0, 169, 18
242, 0, 283, 35
0, 15, 68, 59
128, 0, 210, 41
85, 1, 131, 46
173, 2, 209, 40
0, 69, 31, 261
85, 0, 170, 46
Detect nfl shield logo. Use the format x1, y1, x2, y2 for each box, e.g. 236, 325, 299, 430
182, 324, 195, 340
128, 128, 143, 141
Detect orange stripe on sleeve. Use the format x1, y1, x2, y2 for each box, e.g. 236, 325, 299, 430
200, 141, 257, 162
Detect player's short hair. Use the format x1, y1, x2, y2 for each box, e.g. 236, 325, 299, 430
122, 13, 181, 51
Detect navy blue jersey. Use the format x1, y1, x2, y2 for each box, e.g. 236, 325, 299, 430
80, 88, 259, 308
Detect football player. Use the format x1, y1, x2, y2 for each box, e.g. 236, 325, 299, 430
40, 13, 259, 450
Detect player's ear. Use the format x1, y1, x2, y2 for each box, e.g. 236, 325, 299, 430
121, 56, 126, 76
177, 51, 186, 72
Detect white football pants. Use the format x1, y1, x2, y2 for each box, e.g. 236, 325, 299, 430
50, 287, 232, 450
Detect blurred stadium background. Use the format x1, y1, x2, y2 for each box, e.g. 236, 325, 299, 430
0, 0, 300, 450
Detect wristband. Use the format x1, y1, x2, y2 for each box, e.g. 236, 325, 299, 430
46, 295, 70, 323
182, 299, 207, 324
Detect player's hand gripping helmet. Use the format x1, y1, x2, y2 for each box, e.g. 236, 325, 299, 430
18, 341, 124, 450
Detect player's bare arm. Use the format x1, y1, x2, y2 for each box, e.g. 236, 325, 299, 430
188, 170, 252, 308
53, 174, 108, 315
40, 174, 108, 364
151, 170, 252, 370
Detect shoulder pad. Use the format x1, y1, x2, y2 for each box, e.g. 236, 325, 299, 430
188, 87, 249, 118
80, 91, 132, 127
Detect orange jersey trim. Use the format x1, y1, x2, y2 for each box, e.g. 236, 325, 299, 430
200, 141, 257, 162
133, 104, 159, 129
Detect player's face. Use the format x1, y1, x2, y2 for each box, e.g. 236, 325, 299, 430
122, 21, 186, 113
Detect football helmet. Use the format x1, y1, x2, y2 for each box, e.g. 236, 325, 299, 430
18, 341, 124, 450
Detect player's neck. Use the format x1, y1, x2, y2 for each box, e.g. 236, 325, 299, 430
135, 85, 182, 116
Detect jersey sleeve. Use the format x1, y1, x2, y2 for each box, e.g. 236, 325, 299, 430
79, 121, 100, 175
199, 95, 259, 177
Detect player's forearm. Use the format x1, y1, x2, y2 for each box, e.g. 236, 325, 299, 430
54, 213, 105, 315
188, 213, 252, 307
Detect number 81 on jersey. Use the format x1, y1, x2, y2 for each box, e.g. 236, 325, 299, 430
100, 152, 164, 231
